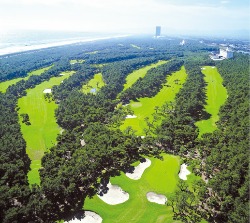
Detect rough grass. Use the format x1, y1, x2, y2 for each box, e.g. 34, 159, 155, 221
195, 66, 227, 137
18, 71, 75, 185
84, 154, 182, 223
0, 66, 52, 93
123, 60, 167, 91
82, 73, 105, 94
120, 66, 187, 136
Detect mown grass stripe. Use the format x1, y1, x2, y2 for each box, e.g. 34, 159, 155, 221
18, 70, 75, 185
123, 61, 167, 91
0, 66, 53, 93
120, 66, 187, 136
82, 73, 105, 94
195, 66, 227, 137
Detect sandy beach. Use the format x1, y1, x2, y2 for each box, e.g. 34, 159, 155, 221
0, 35, 129, 56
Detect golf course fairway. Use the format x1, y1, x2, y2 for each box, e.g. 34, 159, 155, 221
195, 66, 227, 137
18, 70, 75, 185
120, 66, 187, 136
84, 154, 182, 223
82, 73, 105, 94
0, 66, 52, 93
123, 60, 167, 91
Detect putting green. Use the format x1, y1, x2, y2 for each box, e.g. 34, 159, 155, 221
120, 66, 187, 136
123, 60, 167, 91
195, 66, 227, 137
84, 154, 182, 223
0, 66, 52, 93
82, 73, 105, 94
18, 70, 75, 185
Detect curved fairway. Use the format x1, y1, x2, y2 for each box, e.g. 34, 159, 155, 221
123, 60, 167, 91
82, 73, 105, 94
120, 66, 187, 136
0, 66, 52, 93
18, 71, 75, 185
84, 154, 182, 223
130, 44, 141, 49
195, 66, 227, 137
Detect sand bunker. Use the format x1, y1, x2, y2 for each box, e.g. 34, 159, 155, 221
126, 158, 151, 180
65, 211, 102, 223
146, 192, 167, 205
126, 115, 137, 119
80, 139, 86, 147
97, 182, 129, 205
59, 73, 65, 76
178, 163, 191, 180
43, 89, 51, 93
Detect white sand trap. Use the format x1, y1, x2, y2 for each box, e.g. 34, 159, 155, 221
43, 89, 51, 93
59, 73, 65, 76
66, 211, 102, 223
126, 158, 151, 180
146, 192, 167, 205
140, 136, 145, 139
80, 139, 86, 146
97, 182, 129, 205
126, 115, 137, 119
178, 163, 191, 180
212, 66, 215, 68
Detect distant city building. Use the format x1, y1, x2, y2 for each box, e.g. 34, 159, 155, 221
219, 47, 234, 59
210, 47, 234, 60
155, 26, 161, 37
180, 40, 185, 45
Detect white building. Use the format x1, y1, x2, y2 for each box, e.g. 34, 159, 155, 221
220, 47, 234, 59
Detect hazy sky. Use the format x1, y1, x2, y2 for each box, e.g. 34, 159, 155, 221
0, 0, 249, 36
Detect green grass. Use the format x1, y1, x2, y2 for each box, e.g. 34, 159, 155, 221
0, 66, 52, 93
18, 70, 75, 185
86, 51, 98, 54
70, 59, 85, 64
82, 73, 105, 94
84, 154, 182, 223
123, 60, 167, 91
130, 44, 141, 49
195, 66, 228, 137
120, 66, 187, 136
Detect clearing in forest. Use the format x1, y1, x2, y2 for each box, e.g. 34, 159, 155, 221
195, 66, 227, 137
120, 66, 187, 136
0, 66, 53, 93
82, 73, 105, 94
86, 51, 98, 54
70, 59, 85, 64
123, 60, 167, 91
130, 44, 141, 49
18, 70, 75, 185
84, 154, 182, 223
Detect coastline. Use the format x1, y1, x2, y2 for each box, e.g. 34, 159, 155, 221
0, 34, 130, 57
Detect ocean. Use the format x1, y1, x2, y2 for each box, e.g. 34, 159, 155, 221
0, 30, 125, 56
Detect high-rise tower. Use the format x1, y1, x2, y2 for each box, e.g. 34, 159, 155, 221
155, 26, 161, 37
